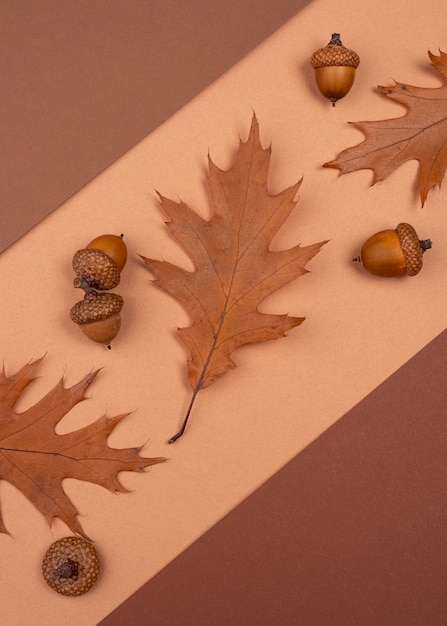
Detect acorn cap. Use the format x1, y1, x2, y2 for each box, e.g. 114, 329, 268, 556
70, 291, 124, 324
42, 536, 100, 596
73, 248, 120, 291
311, 33, 360, 69
396, 222, 430, 276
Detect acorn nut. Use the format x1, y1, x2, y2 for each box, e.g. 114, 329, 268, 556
70, 290, 124, 347
42, 536, 100, 596
311, 33, 360, 106
353, 223, 432, 277
86, 233, 128, 272
73, 234, 127, 291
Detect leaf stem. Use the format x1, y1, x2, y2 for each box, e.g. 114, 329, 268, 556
168, 389, 200, 443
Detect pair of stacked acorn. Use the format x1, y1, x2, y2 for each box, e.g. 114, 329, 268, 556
70, 234, 127, 348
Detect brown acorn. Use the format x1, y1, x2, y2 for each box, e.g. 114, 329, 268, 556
353, 223, 432, 277
70, 290, 124, 347
73, 233, 128, 291
42, 536, 101, 596
311, 33, 360, 106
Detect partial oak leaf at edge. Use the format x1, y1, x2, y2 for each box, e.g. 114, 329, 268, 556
324, 50, 447, 206
141, 114, 327, 442
0, 357, 165, 540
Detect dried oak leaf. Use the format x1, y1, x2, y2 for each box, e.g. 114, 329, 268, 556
141, 114, 327, 442
324, 50, 447, 206
0, 357, 165, 539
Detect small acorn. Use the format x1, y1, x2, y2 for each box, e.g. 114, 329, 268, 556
311, 33, 360, 106
70, 290, 124, 347
73, 234, 127, 291
353, 223, 432, 277
42, 536, 101, 596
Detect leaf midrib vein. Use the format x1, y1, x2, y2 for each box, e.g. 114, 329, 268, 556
346, 114, 447, 164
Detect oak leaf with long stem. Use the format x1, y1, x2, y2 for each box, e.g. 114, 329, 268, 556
324, 50, 447, 206
0, 357, 165, 540
141, 115, 327, 442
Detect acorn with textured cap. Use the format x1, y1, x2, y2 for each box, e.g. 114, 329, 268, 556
42, 536, 101, 596
70, 290, 124, 347
311, 33, 360, 106
72, 234, 127, 291
353, 223, 432, 277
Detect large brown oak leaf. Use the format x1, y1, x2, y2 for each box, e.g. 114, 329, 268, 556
324, 50, 447, 206
0, 357, 165, 539
141, 114, 327, 442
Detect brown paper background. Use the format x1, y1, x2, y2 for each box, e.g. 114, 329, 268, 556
101, 329, 447, 626
0, 0, 310, 254
1, 1, 447, 624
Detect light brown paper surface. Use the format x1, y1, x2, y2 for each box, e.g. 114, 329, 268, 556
1, 0, 447, 624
